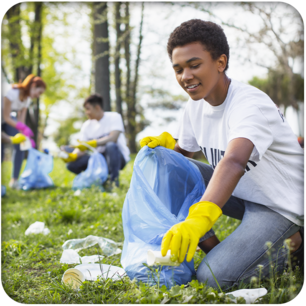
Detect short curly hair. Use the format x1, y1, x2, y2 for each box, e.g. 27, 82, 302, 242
167, 19, 230, 71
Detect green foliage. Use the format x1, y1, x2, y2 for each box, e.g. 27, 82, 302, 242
1, 158, 304, 303
40, 34, 68, 117
249, 71, 304, 109
53, 116, 82, 147
2, 2, 93, 146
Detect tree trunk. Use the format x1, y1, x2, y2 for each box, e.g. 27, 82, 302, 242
114, 2, 122, 115
124, 3, 133, 151
126, 3, 144, 153
6, 3, 28, 81
35, 2, 43, 147
124, 2, 131, 103
26, 2, 43, 148
93, 2, 111, 111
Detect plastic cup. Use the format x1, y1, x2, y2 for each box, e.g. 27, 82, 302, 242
20, 137, 32, 151
62, 268, 85, 289
147, 249, 180, 266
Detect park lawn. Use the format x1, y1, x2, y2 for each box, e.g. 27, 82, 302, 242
1, 157, 303, 304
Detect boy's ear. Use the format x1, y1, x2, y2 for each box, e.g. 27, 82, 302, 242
217, 54, 227, 73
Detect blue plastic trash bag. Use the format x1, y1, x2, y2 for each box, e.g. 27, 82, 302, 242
72, 152, 108, 190
121, 146, 206, 288
19, 148, 54, 190
1, 185, 6, 197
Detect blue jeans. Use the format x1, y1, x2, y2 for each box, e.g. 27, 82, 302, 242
65, 142, 126, 186
1, 117, 25, 179
189, 159, 300, 289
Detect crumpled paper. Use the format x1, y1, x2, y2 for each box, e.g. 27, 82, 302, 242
25, 221, 50, 235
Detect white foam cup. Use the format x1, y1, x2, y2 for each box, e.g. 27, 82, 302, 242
62, 268, 85, 289
147, 249, 180, 266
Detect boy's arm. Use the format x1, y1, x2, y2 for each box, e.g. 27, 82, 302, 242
174, 142, 194, 158
200, 137, 254, 208
74, 131, 121, 151
96, 130, 121, 146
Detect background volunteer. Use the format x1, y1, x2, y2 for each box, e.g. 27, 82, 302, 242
61, 93, 130, 186
1, 74, 46, 189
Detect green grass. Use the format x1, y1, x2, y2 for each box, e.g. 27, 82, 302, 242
1, 157, 304, 303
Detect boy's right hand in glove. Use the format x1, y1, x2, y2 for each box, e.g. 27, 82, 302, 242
139, 132, 176, 150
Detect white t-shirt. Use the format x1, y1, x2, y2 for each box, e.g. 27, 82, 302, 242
177, 79, 304, 226
4, 88, 31, 111
79, 112, 130, 162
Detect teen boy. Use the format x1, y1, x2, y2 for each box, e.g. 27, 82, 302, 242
61, 94, 130, 186
140, 19, 304, 288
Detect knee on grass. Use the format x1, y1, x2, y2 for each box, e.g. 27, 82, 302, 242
196, 262, 234, 289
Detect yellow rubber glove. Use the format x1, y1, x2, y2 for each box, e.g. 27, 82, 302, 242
139, 132, 176, 150
74, 139, 98, 151
61, 152, 78, 163
161, 201, 222, 263
10, 133, 27, 144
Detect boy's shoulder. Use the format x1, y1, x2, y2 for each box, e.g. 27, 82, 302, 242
106, 111, 121, 117
230, 79, 270, 100
105, 111, 122, 121
81, 119, 92, 130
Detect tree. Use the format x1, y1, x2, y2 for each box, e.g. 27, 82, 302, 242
53, 116, 84, 147
26, 2, 43, 146
3, 3, 91, 149
114, 2, 123, 116
249, 71, 304, 113
5, 3, 29, 81
92, 2, 111, 111
194, 2, 303, 112
123, 2, 145, 153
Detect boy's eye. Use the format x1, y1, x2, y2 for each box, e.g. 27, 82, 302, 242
175, 69, 183, 74
191, 64, 200, 69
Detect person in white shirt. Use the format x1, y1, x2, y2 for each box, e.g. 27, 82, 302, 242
61, 94, 130, 187
2, 74, 46, 189
140, 19, 303, 288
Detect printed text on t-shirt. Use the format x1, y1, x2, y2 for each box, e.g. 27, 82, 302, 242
199, 146, 257, 172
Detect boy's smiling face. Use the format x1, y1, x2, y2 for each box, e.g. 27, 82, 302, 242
172, 42, 226, 103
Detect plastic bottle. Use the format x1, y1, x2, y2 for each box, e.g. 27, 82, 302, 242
62, 235, 121, 256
